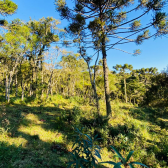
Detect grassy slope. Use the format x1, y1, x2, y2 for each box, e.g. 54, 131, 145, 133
0, 95, 168, 168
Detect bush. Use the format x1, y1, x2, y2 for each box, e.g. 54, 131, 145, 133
68, 128, 149, 168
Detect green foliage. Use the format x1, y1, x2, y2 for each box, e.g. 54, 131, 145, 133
0, 142, 22, 167
101, 146, 149, 168
0, 0, 17, 16
0, 95, 168, 167
68, 128, 149, 168
67, 128, 101, 168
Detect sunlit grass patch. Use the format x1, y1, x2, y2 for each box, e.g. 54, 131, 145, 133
18, 124, 64, 143
0, 132, 27, 147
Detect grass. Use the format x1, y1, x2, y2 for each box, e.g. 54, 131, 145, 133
0, 94, 168, 168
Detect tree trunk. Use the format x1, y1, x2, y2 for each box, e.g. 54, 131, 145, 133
99, 2, 112, 116
15, 74, 18, 97
102, 36, 112, 117
124, 77, 127, 103
11, 79, 13, 93
5, 73, 8, 100
30, 83, 32, 96
7, 72, 12, 103
87, 62, 100, 116
34, 65, 37, 97
41, 69, 44, 98
22, 81, 24, 101
46, 70, 53, 100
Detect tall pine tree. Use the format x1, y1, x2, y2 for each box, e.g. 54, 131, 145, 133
55, 0, 168, 116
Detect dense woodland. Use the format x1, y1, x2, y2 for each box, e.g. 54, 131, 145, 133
0, 0, 168, 168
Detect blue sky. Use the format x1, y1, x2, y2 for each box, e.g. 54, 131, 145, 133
3, 0, 168, 72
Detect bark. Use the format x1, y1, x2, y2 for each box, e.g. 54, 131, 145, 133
46, 70, 53, 100
102, 36, 112, 117
87, 63, 100, 116
11, 79, 13, 93
29, 58, 33, 96
21, 81, 24, 101
5, 73, 8, 100
124, 77, 127, 103
15, 74, 18, 97
30, 83, 32, 96
86, 53, 100, 116
41, 69, 44, 98
34, 64, 37, 97
7, 72, 12, 103
99, 2, 112, 117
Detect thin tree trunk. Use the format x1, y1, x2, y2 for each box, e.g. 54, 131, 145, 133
124, 77, 127, 103
30, 83, 32, 96
5, 73, 8, 100
7, 72, 12, 103
11, 79, 13, 93
34, 65, 37, 97
22, 81, 24, 101
29, 60, 33, 96
41, 69, 44, 98
46, 70, 53, 100
15, 74, 18, 97
87, 60, 100, 116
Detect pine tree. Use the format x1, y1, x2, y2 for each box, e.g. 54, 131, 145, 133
55, 0, 168, 116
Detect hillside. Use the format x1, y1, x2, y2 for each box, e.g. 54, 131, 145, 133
0, 95, 167, 168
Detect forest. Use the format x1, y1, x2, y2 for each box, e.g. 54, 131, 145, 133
0, 0, 168, 167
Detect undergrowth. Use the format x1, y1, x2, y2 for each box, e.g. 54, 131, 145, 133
0, 94, 167, 167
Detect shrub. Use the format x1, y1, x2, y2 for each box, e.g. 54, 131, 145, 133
68, 128, 149, 168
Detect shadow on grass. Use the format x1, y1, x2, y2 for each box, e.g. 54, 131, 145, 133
0, 141, 67, 168
0, 101, 111, 168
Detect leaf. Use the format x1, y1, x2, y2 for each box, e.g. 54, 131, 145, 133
110, 146, 125, 164
100, 161, 116, 165
114, 162, 122, 168
67, 161, 76, 168
94, 134, 98, 140
69, 152, 76, 159
131, 162, 149, 168
94, 149, 101, 159
79, 162, 85, 168
126, 151, 134, 162
128, 163, 135, 168
85, 134, 92, 142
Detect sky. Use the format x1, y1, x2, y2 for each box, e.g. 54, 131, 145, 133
2, 0, 168, 72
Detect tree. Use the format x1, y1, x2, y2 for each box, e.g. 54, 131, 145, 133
0, 19, 31, 102
113, 64, 133, 103
0, 0, 17, 26
27, 17, 60, 97
55, 0, 168, 117
0, 0, 17, 15
59, 52, 87, 97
